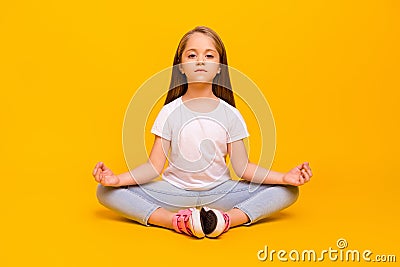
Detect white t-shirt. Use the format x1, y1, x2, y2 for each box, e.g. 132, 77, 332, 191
151, 96, 250, 190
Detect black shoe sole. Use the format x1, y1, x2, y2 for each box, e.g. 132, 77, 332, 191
200, 207, 218, 235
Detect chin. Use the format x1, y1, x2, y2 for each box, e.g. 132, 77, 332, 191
187, 74, 215, 84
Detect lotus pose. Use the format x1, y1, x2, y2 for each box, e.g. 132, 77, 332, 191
93, 26, 312, 238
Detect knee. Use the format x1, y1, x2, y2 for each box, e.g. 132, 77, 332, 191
96, 184, 115, 206
96, 184, 106, 205
285, 185, 300, 205
272, 185, 299, 208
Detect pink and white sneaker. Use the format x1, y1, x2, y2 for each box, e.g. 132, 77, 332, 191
200, 207, 231, 238
172, 208, 205, 238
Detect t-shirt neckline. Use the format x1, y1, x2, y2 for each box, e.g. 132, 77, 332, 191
179, 96, 221, 114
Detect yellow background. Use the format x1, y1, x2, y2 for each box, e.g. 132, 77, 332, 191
1, 0, 399, 266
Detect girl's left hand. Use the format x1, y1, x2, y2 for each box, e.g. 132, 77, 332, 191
282, 162, 313, 186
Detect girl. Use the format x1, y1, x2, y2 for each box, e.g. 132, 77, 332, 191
93, 26, 312, 238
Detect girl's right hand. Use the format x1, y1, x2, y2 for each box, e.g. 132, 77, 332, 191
92, 162, 120, 186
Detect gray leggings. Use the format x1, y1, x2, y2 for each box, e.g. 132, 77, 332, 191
96, 179, 299, 226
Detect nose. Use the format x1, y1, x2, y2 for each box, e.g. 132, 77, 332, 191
196, 56, 205, 65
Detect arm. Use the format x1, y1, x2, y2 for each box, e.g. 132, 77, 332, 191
93, 135, 170, 187
227, 140, 312, 186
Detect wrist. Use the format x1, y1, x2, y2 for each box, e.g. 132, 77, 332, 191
264, 170, 285, 184
279, 172, 288, 185
114, 173, 134, 186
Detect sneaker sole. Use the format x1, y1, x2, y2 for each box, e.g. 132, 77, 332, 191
200, 207, 217, 235
201, 207, 227, 238
190, 208, 205, 238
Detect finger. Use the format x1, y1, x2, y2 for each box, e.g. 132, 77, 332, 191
93, 162, 101, 176
295, 163, 303, 170
301, 169, 307, 182
306, 169, 312, 180
301, 169, 310, 182
100, 162, 109, 172
303, 162, 313, 177
98, 170, 105, 183
303, 174, 310, 183
290, 166, 301, 175
301, 174, 310, 183
300, 173, 306, 183
94, 168, 101, 182
96, 162, 106, 175
304, 168, 312, 178
94, 168, 99, 180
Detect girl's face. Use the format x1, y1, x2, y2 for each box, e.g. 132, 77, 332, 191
180, 32, 221, 84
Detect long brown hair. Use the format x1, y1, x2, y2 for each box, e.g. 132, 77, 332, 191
164, 26, 235, 107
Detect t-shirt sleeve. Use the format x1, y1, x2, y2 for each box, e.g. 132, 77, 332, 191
227, 108, 250, 143
150, 105, 172, 141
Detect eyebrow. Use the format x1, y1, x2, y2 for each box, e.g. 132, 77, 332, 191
184, 48, 217, 53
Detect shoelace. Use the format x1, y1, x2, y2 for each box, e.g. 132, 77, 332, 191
173, 210, 194, 236
222, 213, 231, 233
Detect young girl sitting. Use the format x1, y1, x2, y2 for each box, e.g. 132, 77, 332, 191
92, 26, 312, 238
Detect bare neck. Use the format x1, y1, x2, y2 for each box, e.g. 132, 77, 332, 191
183, 82, 218, 101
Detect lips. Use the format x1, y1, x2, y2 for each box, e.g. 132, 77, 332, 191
195, 69, 207, 72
